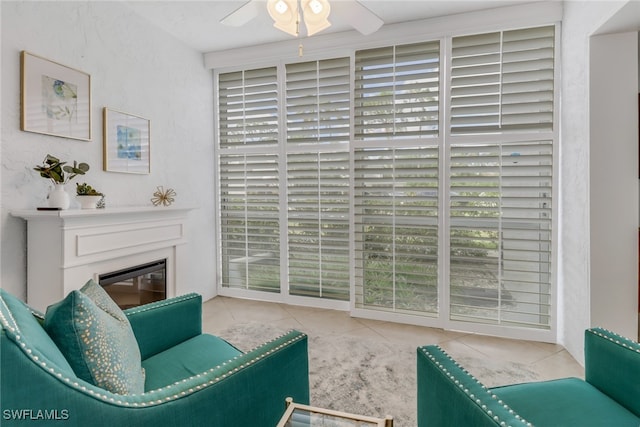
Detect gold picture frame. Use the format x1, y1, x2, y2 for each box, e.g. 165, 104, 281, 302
103, 108, 150, 174
20, 51, 91, 141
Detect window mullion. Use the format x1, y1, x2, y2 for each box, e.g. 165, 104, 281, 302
278, 62, 289, 298
440, 36, 452, 323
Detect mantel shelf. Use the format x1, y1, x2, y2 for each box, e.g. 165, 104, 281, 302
11, 205, 197, 221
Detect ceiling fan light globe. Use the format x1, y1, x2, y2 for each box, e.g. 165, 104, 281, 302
308, 0, 324, 14
275, 0, 288, 14
268, 0, 300, 36
267, 0, 297, 20
301, 0, 330, 35
301, 0, 330, 19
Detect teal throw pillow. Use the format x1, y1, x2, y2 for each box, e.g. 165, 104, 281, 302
44, 279, 145, 395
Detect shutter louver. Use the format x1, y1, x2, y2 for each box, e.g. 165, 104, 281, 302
287, 151, 350, 300
451, 26, 554, 134
220, 153, 281, 292
286, 58, 350, 145
449, 141, 552, 328
286, 58, 351, 300
219, 67, 279, 147
354, 146, 439, 315
355, 41, 440, 139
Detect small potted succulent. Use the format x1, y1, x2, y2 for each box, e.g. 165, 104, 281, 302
34, 154, 90, 209
75, 182, 104, 209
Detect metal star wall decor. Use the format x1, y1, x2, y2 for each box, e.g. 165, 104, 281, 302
151, 186, 176, 206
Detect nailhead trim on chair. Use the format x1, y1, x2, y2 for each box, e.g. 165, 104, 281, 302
123, 293, 201, 315
588, 327, 640, 354
420, 346, 533, 427
0, 293, 306, 407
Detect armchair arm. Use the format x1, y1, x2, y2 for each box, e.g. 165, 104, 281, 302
585, 327, 640, 418
417, 345, 529, 427
124, 293, 202, 359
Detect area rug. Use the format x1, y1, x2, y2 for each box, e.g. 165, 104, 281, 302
218, 323, 541, 427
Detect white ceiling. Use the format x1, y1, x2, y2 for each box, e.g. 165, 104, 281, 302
122, 0, 542, 53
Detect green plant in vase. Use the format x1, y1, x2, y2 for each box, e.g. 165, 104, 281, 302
33, 154, 90, 209
76, 182, 105, 209
75, 182, 103, 196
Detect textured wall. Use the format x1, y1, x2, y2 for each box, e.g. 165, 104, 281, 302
1, 1, 216, 301
590, 31, 638, 345
560, 1, 630, 364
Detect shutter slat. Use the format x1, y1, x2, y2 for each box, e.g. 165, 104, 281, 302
286, 57, 351, 301
219, 153, 281, 291
451, 25, 555, 135
355, 40, 441, 140
354, 146, 440, 314
449, 140, 552, 328
218, 67, 279, 147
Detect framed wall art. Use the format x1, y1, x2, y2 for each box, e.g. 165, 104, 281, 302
21, 51, 91, 141
103, 108, 150, 174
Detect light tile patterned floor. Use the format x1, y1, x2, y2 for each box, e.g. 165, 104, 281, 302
202, 295, 585, 382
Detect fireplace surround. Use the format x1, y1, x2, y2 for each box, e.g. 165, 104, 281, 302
12, 206, 193, 312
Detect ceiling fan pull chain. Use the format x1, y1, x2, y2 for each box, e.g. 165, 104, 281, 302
296, 6, 303, 57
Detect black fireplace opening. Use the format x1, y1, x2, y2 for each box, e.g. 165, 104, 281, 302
99, 259, 166, 309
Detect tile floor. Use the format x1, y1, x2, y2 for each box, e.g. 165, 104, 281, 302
202, 295, 585, 382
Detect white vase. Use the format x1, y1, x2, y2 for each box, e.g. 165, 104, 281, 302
48, 184, 71, 210
77, 195, 103, 209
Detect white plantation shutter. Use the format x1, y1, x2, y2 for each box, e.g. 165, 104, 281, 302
215, 23, 557, 335
286, 58, 351, 300
218, 67, 278, 147
354, 146, 439, 314
286, 58, 350, 144
352, 40, 441, 315
450, 26, 554, 134
287, 151, 350, 299
219, 153, 281, 292
448, 25, 555, 330
449, 141, 552, 328
354, 41, 440, 139
218, 67, 281, 291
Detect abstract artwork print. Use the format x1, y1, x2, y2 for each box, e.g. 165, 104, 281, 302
42, 75, 78, 122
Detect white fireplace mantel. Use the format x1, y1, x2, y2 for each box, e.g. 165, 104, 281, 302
12, 206, 195, 312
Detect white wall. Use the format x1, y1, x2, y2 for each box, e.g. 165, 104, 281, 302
1, 1, 216, 301
589, 31, 638, 339
560, 0, 632, 363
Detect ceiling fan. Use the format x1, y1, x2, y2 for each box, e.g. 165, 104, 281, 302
221, 0, 384, 37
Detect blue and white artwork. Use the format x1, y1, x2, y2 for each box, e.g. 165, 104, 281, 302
116, 125, 142, 160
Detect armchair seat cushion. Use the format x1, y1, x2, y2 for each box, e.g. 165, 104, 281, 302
142, 334, 243, 391
493, 377, 640, 426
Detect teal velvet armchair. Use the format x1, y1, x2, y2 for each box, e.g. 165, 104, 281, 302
0, 289, 309, 426
418, 328, 640, 426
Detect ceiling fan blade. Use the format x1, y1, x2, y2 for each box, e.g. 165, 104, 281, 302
220, 0, 261, 27
342, 1, 384, 35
